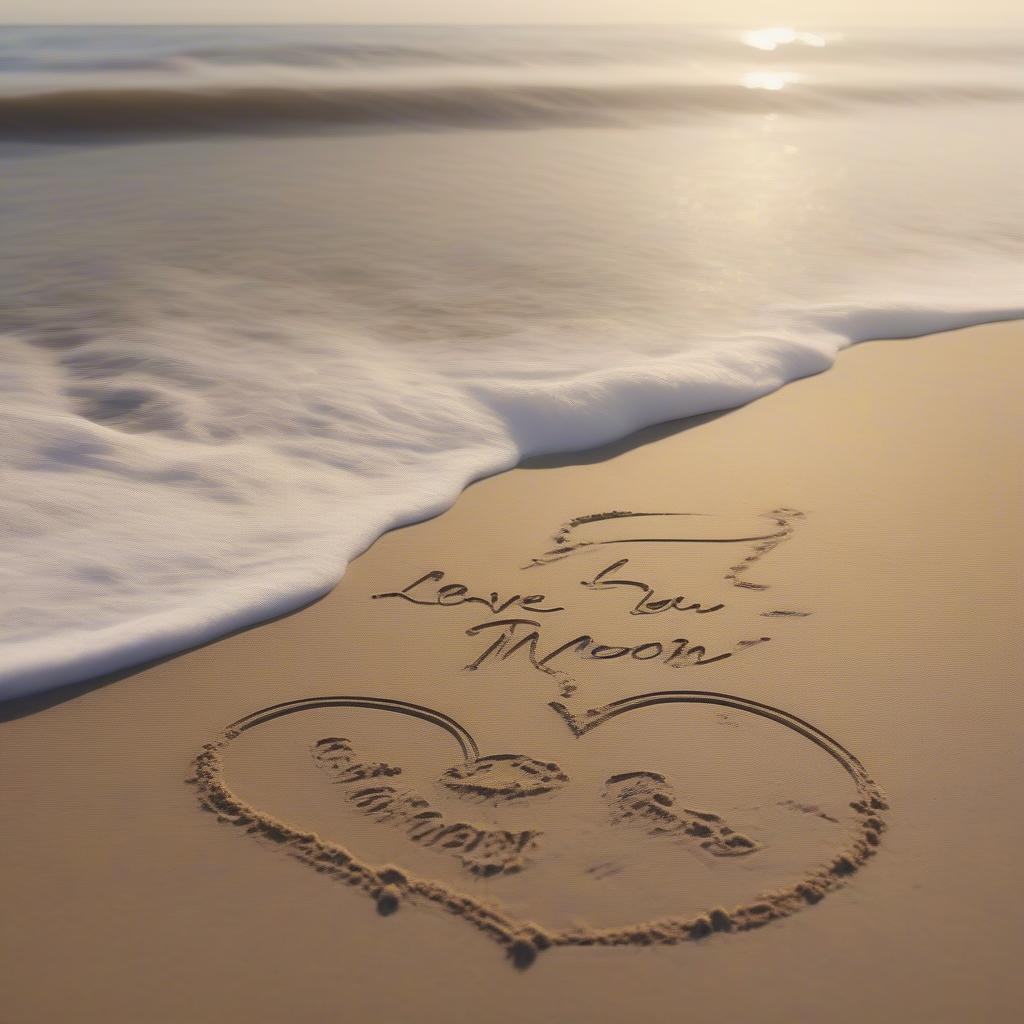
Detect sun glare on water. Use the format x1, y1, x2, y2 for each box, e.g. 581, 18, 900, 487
741, 71, 800, 91
742, 27, 826, 51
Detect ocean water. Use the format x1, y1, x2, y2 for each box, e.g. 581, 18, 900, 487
1, 24, 1022, 698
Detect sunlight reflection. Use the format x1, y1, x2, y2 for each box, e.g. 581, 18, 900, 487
741, 71, 800, 91
742, 27, 826, 51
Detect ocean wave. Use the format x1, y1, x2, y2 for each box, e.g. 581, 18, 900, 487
3, 79, 1024, 140
0, 42, 475, 74
4, 27, 1024, 75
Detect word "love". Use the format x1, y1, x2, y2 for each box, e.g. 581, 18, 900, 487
372, 570, 564, 615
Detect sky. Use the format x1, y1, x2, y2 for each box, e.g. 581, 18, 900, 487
3, 1, 1023, 27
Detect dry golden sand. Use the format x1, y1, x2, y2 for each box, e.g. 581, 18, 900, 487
1, 322, 1022, 1022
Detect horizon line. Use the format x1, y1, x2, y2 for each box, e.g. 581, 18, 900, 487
4, 20, 1024, 29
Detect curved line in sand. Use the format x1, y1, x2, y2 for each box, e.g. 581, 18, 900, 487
556, 688, 863, 773
226, 694, 479, 761
524, 508, 801, 574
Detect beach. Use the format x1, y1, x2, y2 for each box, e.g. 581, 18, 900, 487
2, 320, 1021, 1023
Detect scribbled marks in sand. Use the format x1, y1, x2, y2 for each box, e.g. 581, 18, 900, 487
779, 799, 840, 824
440, 754, 569, 801
604, 771, 760, 857
586, 860, 625, 880
312, 736, 402, 783
524, 508, 805, 591
191, 694, 889, 968
724, 507, 804, 590
311, 737, 538, 877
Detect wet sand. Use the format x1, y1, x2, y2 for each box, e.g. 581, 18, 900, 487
1, 321, 1021, 1022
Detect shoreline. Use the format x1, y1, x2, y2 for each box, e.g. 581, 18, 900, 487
4, 313, 1023, 703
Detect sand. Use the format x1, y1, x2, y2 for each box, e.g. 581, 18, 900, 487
1, 321, 1021, 1022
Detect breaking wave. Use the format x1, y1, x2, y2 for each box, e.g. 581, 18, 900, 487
3, 79, 1024, 140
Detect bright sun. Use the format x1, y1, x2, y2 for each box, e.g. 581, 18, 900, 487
741, 27, 826, 51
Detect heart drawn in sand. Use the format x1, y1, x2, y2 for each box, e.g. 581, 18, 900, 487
191, 691, 888, 968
